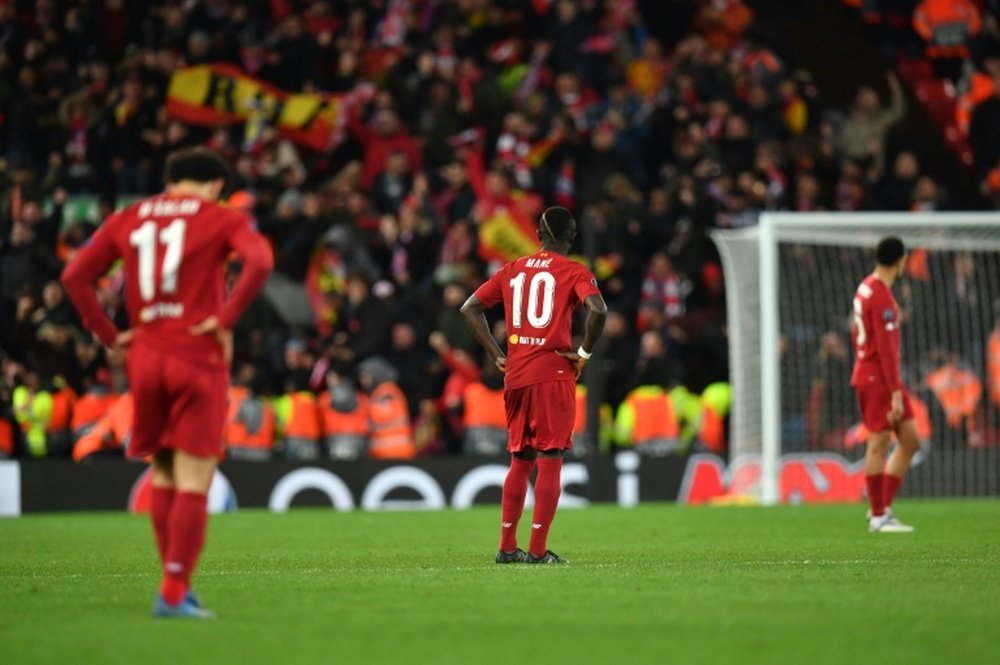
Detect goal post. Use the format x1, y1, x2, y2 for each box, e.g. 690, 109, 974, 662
714, 213, 1000, 505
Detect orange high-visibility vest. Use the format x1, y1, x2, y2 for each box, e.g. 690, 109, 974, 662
0, 417, 12, 457
462, 383, 507, 430
956, 71, 995, 134
73, 393, 133, 462
277, 392, 321, 459
318, 389, 370, 459
913, 0, 981, 60
71, 388, 117, 442
225, 386, 276, 457
368, 382, 416, 460
700, 407, 726, 454
988, 330, 1000, 408
318, 390, 370, 438
618, 388, 680, 444
926, 364, 982, 427
49, 386, 75, 433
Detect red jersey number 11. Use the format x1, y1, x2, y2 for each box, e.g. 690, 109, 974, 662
129, 219, 187, 302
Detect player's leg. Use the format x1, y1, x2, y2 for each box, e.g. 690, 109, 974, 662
864, 428, 891, 526
159, 451, 217, 606
150, 450, 175, 565
154, 358, 227, 618
885, 413, 919, 508
497, 386, 533, 563
527, 448, 566, 563
526, 381, 574, 563
127, 344, 174, 564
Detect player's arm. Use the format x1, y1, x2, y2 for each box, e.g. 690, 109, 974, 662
872, 291, 905, 423
460, 292, 507, 373
190, 215, 273, 363
218, 217, 274, 330
60, 224, 128, 349
556, 294, 608, 377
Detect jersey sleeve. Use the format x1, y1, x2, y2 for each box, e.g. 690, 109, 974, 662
60, 217, 123, 346
871, 286, 903, 391
473, 266, 505, 308
573, 266, 601, 304
218, 212, 274, 329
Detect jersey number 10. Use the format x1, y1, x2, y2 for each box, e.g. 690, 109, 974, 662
129, 219, 187, 302
509, 271, 555, 329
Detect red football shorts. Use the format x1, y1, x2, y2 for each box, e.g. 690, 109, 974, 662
503, 380, 575, 453
126, 340, 228, 459
854, 380, 914, 433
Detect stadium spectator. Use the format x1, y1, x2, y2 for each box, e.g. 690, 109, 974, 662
839, 72, 906, 170
0, 0, 994, 462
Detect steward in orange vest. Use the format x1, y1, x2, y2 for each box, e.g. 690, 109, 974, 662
913, 0, 981, 61
72, 385, 118, 444
359, 357, 416, 460
225, 385, 276, 461
988, 327, 1000, 409
461, 370, 507, 457
318, 371, 370, 460
926, 359, 982, 430
74, 392, 133, 462
614, 384, 681, 456
273, 391, 321, 460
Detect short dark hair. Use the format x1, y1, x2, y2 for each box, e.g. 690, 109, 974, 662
539, 206, 576, 243
164, 148, 231, 187
875, 236, 906, 266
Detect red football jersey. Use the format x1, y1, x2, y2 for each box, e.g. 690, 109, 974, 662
850, 274, 903, 391
62, 193, 273, 360
474, 250, 601, 389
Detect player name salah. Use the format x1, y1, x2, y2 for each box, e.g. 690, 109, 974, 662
137, 199, 202, 218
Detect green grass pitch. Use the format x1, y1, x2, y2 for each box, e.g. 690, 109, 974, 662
2, 501, 999, 665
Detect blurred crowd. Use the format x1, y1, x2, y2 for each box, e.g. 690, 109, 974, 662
0, 0, 994, 461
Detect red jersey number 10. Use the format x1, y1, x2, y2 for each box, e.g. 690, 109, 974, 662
128, 219, 187, 302
509, 271, 555, 329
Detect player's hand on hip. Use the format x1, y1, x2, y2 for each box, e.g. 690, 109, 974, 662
189, 315, 233, 365
555, 350, 586, 379
495, 355, 507, 373
111, 329, 134, 352
887, 390, 904, 426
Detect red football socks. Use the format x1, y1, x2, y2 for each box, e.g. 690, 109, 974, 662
866, 473, 885, 517
160, 491, 208, 606
528, 457, 562, 558
150, 486, 176, 564
884, 473, 903, 508
499, 456, 535, 552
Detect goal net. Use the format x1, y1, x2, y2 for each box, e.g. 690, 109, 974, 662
713, 213, 1000, 504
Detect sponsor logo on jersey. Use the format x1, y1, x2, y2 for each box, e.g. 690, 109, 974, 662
139, 302, 185, 323
509, 335, 547, 346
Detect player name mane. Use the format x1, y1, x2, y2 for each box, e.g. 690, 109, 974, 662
524, 258, 553, 268
138, 199, 202, 218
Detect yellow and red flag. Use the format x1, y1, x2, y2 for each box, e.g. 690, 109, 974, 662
166, 64, 346, 151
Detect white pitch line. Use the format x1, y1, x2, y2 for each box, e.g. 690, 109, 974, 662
2, 557, 992, 581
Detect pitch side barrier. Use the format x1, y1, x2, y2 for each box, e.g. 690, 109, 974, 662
0, 450, 997, 516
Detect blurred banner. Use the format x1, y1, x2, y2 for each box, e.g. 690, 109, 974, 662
3, 450, 998, 516
166, 64, 358, 152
